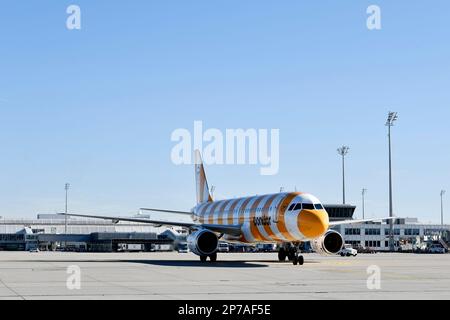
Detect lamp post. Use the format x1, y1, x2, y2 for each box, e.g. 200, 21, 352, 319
337, 146, 350, 204
386, 111, 398, 251
64, 183, 70, 249
441, 190, 446, 227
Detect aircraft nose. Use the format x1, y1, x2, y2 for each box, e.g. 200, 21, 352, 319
298, 209, 329, 239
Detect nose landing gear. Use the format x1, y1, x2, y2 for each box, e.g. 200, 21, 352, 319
278, 244, 304, 266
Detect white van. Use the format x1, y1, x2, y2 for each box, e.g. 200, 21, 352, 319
340, 244, 357, 257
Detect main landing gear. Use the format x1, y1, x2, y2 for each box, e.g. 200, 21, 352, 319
200, 252, 217, 263
278, 244, 304, 266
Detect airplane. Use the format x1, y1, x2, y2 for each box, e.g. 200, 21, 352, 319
63, 150, 394, 266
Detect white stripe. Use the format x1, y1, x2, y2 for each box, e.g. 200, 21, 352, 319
269, 194, 290, 242
196, 203, 209, 222
233, 198, 247, 225
255, 194, 276, 241
284, 211, 305, 241
241, 196, 259, 243
204, 202, 217, 223
213, 200, 227, 225
241, 222, 253, 243
224, 198, 239, 225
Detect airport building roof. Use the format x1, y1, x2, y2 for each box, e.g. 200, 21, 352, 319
0, 214, 172, 235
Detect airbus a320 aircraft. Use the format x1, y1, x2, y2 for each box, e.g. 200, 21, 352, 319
64, 150, 393, 266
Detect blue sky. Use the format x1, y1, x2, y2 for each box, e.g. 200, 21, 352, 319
0, 1, 449, 222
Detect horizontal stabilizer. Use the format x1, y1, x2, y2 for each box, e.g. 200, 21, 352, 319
140, 208, 193, 215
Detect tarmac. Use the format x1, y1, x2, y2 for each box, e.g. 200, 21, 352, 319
0, 251, 449, 300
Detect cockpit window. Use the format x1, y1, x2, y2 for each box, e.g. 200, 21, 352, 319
314, 204, 324, 210
294, 203, 302, 211
288, 204, 296, 211
302, 203, 315, 210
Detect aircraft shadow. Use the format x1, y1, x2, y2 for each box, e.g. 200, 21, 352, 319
6, 259, 268, 268
7, 259, 319, 268
126, 259, 320, 268
125, 259, 269, 268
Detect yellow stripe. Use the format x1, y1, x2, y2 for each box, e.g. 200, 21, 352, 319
199, 165, 205, 202
261, 194, 281, 241
276, 193, 301, 241
239, 234, 248, 243
214, 201, 228, 225
238, 198, 252, 225
249, 197, 269, 241
217, 200, 230, 225
198, 204, 209, 224
207, 202, 221, 224
227, 199, 240, 225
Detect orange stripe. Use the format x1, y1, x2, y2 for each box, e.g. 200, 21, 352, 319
238, 198, 253, 225
227, 199, 240, 225
276, 193, 300, 241
214, 201, 228, 225
249, 196, 269, 241
261, 194, 280, 241
199, 165, 205, 202
207, 201, 221, 224
239, 234, 249, 243
217, 200, 230, 225
198, 204, 209, 223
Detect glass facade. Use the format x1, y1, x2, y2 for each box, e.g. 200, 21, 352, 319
365, 229, 381, 235
324, 205, 356, 220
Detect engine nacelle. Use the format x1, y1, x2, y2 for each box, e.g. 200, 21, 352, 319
187, 229, 219, 256
311, 230, 344, 256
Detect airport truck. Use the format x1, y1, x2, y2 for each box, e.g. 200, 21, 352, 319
118, 244, 144, 252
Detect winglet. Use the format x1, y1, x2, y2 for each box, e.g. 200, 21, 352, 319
195, 150, 214, 204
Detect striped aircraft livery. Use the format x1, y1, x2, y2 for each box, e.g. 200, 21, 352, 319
192, 192, 330, 243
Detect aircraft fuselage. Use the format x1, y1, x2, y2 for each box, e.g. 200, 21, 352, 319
192, 192, 330, 243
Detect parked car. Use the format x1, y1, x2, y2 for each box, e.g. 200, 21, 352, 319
218, 242, 230, 253
357, 246, 376, 254
429, 245, 446, 254
178, 242, 189, 253
340, 244, 357, 257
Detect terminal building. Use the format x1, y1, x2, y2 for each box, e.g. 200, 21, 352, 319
326, 205, 450, 251
0, 214, 183, 252
0, 205, 448, 252
332, 218, 450, 251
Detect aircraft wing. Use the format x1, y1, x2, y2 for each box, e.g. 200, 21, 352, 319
61, 212, 196, 228
60, 213, 242, 236
329, 217, 396, 226
201, 224, 242, 237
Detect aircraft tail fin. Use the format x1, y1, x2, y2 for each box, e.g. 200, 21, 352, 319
195, 150, 214, 205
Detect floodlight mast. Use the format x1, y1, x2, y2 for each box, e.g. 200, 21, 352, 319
362, 188, 368, 220
386, 112, 398, 251
337, 146, 350, 205
64, 183, 70, 249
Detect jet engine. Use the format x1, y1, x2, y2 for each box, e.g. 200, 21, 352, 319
311, 230, 344, 256
187, 229, 219, 256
